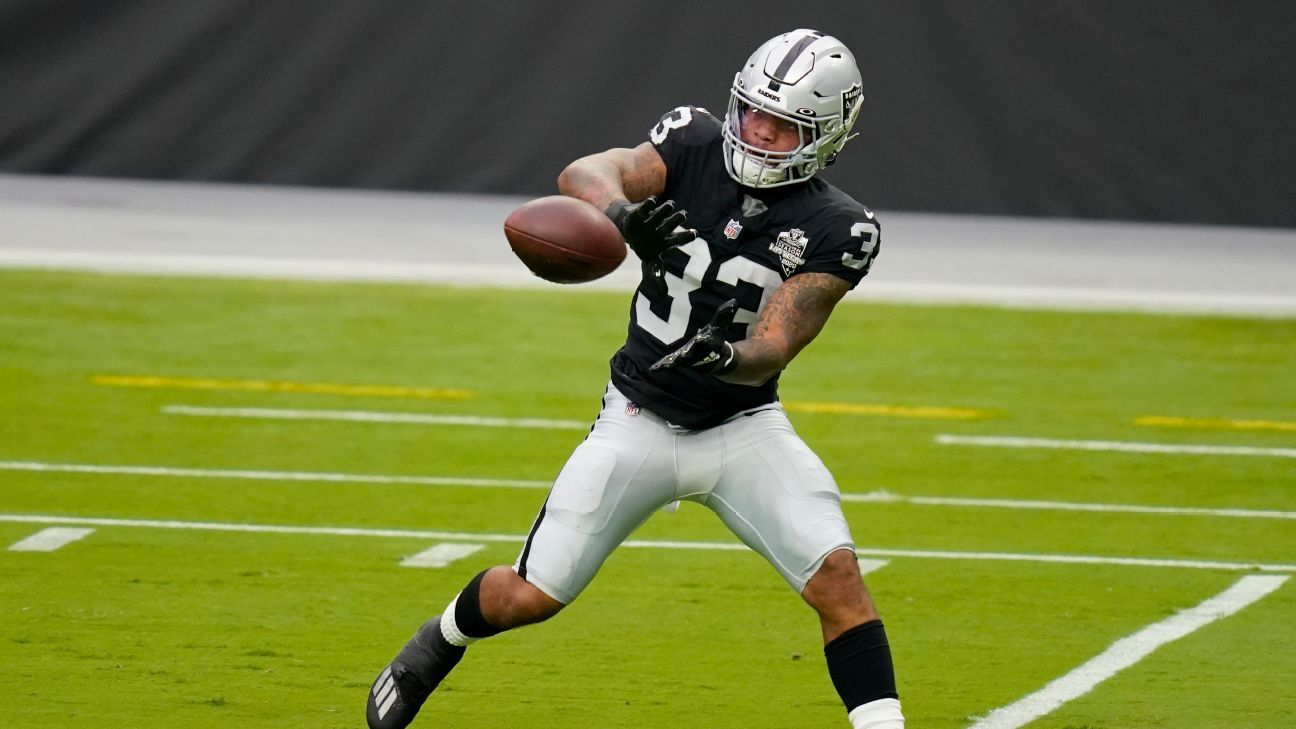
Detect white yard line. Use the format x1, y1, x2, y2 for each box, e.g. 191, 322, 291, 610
162, 405, 589, 430
8, 527, 95, 552
162, 406, 1296, 447
843, 491, 1296, 521
400, 543, 485, 568
6, 460, 1291, 521
166, 401, 988, 424
844, 546, 1295, 574
0, 513, 527, 543
1, 513, 1292, 573
936, 434, 1296, 459
856, 558, 890, 576
0, 461, 552, 490
968, 574, 1290, 729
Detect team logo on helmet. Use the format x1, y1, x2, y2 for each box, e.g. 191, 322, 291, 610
842, 84, 863, 119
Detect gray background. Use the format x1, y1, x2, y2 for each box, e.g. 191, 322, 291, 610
2, 1, 1294, 227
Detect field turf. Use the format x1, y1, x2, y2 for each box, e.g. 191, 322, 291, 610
1, 269, 1293, 728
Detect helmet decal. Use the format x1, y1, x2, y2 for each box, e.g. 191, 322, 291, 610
766, 31, 823, 88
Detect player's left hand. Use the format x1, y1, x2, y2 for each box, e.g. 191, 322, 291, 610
650, 299, 740, 375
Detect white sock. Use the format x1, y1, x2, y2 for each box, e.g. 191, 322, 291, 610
848, 697, 904, 729
438, 596, 479, 647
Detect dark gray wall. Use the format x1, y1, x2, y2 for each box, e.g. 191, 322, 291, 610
2, 1, 1293, 226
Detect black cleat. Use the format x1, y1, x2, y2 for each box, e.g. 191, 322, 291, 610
366, 616, 466, 729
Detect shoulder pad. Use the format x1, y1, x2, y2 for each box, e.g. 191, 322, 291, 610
649, 106, 721, 148
810, 186, 880, 240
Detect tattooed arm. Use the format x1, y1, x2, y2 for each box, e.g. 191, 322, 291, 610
718, 272, 853, 387
556, 142, 666, 210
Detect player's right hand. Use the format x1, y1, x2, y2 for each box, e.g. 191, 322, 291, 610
649, 299, 740, 375
605, 197, 697, 263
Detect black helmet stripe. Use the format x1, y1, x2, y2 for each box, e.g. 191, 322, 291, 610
770, 31, 822, 83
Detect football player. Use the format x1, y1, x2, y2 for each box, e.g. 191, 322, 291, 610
367, 29, 902, 729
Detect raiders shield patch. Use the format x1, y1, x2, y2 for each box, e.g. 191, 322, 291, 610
769, 228, 809, 276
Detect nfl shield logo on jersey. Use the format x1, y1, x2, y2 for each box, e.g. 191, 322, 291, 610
770, 228, 809, 276
625, 402, 641, 416
723, 219, 743, 239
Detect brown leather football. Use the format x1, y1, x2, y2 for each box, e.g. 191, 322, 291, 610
504, 196, 627, 283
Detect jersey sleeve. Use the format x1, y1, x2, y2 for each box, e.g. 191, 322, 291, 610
647, 106, 722, 199
797, 205, 882, 288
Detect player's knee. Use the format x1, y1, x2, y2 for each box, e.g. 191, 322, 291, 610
482, 567, 565, 628
810, 549, 862, 590
508, 580, 565, 625
803, 550, 876, 613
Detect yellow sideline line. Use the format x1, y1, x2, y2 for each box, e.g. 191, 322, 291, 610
1135, 415, 1296, 433
90, 375, 474, 401
93, 374, 985, 419
784, 401, 992, 420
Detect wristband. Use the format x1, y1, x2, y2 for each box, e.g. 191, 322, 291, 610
605, 200, 633, 230
713, 341, 740, 376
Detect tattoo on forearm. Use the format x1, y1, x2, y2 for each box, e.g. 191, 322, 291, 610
726, 273, 848, 385
753, 274, 848, 350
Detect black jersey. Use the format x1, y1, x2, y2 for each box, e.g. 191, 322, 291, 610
610, 106, 881, 430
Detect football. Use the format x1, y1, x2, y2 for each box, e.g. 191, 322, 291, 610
504, 196, 627, 284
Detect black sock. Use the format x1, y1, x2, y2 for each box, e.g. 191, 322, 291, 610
454, 569, 504, 639
824, 619, 899, 711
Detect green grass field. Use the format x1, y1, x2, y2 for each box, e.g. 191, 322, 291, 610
1, 269, 1293, 728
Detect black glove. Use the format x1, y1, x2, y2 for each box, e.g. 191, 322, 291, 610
606, 197, 696, 264
650, 299, 740, 375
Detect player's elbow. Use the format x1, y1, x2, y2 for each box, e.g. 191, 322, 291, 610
555, 160, 588, 197
558, 150, 622, 192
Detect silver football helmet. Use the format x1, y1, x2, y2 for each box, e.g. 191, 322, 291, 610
722, 30, 864, 188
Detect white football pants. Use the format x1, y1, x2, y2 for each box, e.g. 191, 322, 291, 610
516, 383, 855, 604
